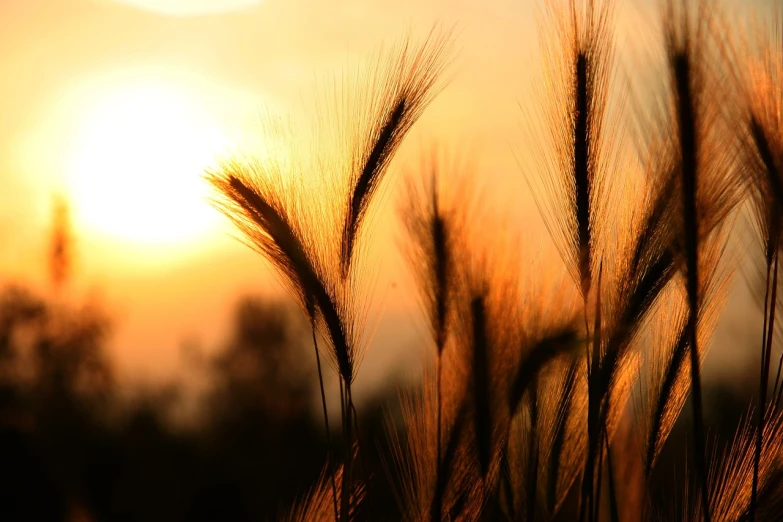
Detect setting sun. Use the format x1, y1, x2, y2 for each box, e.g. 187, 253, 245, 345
67, 83, 226, 247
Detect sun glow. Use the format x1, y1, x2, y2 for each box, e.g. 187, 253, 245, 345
67, 83, 227, 249
107, 0, 262, 17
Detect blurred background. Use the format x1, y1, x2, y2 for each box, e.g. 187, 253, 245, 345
0, 0, 777, 520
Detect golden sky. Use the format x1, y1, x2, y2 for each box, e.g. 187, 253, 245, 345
0, 0, 770, 389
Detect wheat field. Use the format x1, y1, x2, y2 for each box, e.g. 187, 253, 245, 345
204, 1, 783, 521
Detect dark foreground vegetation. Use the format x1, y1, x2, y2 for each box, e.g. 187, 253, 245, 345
0, 280, 331, 521
7, 0, 783, 520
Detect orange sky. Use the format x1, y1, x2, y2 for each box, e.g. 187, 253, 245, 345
0, 0, 771, 392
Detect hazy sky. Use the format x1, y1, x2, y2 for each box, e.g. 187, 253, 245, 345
0, 0, 541, 387
0, 0, 772, 392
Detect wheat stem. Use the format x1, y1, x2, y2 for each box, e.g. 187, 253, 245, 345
753, 252, 779, 520
340, 383, 354, 521
604, 427, 619, 522
752, 256, 774, 521
311, 322, 339, 522
432, 353, 443, 522
470, 295, 492, 479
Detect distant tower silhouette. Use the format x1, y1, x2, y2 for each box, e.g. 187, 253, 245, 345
49, 196, 72, 290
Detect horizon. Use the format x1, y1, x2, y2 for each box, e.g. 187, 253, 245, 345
0, 0, 769, 392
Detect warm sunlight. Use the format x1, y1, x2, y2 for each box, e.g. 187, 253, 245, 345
67, 83, 226, 248
6, 1, 783, 519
